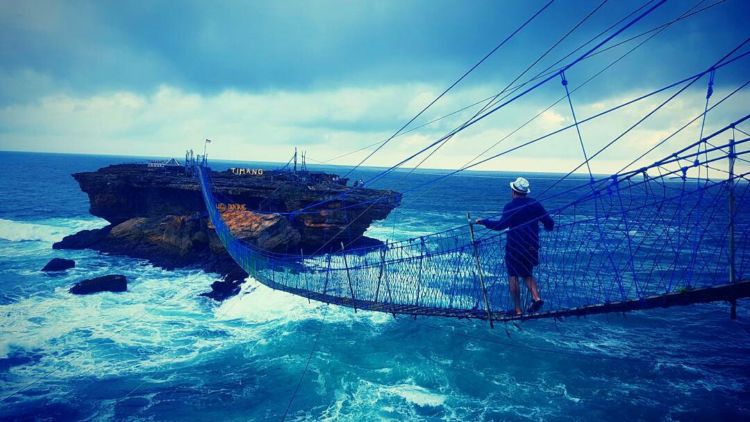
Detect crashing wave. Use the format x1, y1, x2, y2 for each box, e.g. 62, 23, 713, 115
0, 218, 106, 243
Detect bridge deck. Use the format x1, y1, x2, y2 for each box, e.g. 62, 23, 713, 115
257, 276, 750, 323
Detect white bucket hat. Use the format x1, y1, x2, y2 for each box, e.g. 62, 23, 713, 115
510, 177, 530, 194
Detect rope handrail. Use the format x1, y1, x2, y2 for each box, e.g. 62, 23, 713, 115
215, 129, 749, 262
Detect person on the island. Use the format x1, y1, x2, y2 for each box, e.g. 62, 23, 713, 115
476, 177, 554, 316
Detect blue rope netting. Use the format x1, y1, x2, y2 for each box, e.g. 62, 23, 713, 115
197, 130, 749, 321
192, 1, 750, 321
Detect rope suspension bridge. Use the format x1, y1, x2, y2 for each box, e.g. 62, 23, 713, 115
194, 0, 749, 326
197, 129, 749, 325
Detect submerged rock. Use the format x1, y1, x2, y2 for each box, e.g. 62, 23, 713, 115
223, 267, 249, 284
41, 258, 75, 272
53, 226, 111, 250
69, 275, 127, 295
200, 268, 248, 301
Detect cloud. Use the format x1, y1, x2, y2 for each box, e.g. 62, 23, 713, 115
1, 0, 748, 104
1, 0, 748, 179
1, 80, 747, 179
539, 109, 566, 127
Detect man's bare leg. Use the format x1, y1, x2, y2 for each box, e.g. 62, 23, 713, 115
509, 276, 522, 315
523, 276, 541, 302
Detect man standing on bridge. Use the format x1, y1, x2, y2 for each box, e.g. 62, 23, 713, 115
477, 177, 554, 316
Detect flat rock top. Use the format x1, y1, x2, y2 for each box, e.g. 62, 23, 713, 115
74, 164, 400, 209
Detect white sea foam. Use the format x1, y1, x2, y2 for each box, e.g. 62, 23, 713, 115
215, 277, 393, 326
319, 378, 449, 421
0, 261, 391, 383
552, 383, 582, 403
0, 219, 65, 242
385, 384, 447, 407
364, 213, 444, 243
0, 217, 106, 243
0, 264, 223, 378
214, 278, 325, 323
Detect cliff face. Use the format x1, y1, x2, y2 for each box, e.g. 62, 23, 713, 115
55, 164, 400, 274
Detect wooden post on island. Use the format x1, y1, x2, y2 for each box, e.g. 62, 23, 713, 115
467, 213, 494, 329
729, 135, 737, 320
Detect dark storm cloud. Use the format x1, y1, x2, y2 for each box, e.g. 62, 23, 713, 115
1, 0, 748, 102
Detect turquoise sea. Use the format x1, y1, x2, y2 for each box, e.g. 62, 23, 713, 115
0, 151, 748, 421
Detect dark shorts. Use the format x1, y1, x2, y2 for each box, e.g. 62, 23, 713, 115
506, 254, 536, 278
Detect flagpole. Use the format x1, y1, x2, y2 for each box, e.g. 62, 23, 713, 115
203, 139, 211, 166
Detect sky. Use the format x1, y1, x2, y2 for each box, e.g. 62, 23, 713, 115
0, 0, 748, 176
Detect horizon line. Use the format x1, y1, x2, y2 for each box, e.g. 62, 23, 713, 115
0, 148, 611, 178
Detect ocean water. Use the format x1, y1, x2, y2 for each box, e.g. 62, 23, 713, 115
0, 150, 749, 421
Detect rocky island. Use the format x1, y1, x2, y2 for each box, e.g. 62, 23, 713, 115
54, 163, 401, 291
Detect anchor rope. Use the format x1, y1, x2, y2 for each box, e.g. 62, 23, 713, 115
285, 1, 668, 217
281, 36, 749, 221
341, 0, 557, 179
308, 0, 723, 168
